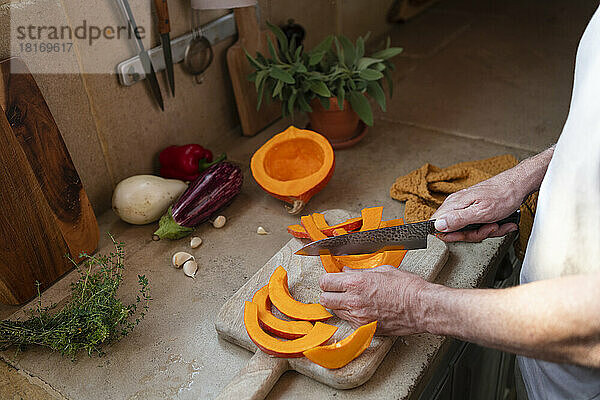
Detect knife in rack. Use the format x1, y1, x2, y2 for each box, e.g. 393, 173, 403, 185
154, 0, 175, 97
116, 0, 165, 111
295, 210, 521, 256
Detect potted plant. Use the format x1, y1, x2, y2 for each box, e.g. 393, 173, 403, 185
246, 23, 403, 147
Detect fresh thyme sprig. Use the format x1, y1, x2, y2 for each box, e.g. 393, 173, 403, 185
0, 235, 150, 359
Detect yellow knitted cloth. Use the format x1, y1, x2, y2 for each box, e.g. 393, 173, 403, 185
390, 154, 536, 259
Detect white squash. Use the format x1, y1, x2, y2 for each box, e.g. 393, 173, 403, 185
112, 175, 187, 225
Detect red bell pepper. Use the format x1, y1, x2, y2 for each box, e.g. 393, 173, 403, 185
159, 144, 226, 181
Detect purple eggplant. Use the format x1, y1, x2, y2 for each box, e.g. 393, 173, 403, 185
154, 162, 243, 240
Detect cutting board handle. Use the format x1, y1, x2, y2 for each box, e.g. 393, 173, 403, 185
215, 351, 289, 400
234, 6, 260, 41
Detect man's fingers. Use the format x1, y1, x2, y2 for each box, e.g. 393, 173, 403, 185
319, 292, 350, 310
319, 273, 348, 292
488, 223, 518, 237
342, 266, 363, 273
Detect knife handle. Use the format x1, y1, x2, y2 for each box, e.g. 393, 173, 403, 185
455, 210, 521, 233
154, 0, 170, 35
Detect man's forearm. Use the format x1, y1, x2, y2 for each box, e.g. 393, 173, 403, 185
418, 271, 600, 368
507, 145, 555, 201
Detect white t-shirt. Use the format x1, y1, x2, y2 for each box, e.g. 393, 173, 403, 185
518, 5, 600, 399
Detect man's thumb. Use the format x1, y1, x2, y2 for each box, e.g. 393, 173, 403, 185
434, 209, 471, 232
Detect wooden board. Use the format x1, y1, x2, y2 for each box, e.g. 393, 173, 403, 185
215, 209, 448, 399
0, 58, 99, 305
227, 6, 281, 137
388, 0, 440, 22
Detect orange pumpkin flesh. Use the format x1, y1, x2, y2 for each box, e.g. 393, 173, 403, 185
303, 321, 377, 369
252, 286, 313, 339
287, 217, 362, 238
251, 126, 335, 214
244, 302, 337, 358
300, 209, 408, 272
268, 266, 333, 321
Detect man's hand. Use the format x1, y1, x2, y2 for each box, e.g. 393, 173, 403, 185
431, 174, 521, 242
431, 147, 555, 242
319, 266, 430, 335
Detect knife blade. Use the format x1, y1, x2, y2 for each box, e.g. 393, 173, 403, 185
116, 0, 165, 111
295, 210, 520, 256
154, 0, 175, 97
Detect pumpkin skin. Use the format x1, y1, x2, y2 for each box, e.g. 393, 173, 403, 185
244, 301, 337, 358
268, 266, 332, 321
252, 285, 313, 339
250, 126, 335, 214
303, 321, 377, 369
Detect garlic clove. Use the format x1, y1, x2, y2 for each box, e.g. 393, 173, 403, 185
172, 252, 194, 269
257, 226, 269, 235
212, 215, 226, 229
183, 259, 199, 278
190, 237, 203, 249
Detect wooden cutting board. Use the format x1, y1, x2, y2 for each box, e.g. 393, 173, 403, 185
215, 209, 448, 399
0, 58, 99, 305
227, 5, 281, 136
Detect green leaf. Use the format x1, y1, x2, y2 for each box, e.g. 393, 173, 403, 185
338, 35, 356, 66
334, 37, 345, 66
367, 81, 386, 112
311, 35, 333, 55
357, 57, 383, 70
356, 36, 365, 59
310, 81, 331, 97
309, 51, 325, 66
372, 62, 386, 71
269, 67, 295, 84
371, 47, 403, 60
273, 80, 283, 98
295, 63, 307, 73
359, 69, 384, 81
294, 45, 303, 61
256, 79, 265, 110
266, 21, 288, 57
383, 68, 394, 98
267, 36, 281, 63
319, 96, 330, 110
244, 48, 265, 69
348, 91, 373, 126
297, 94, 313, 112
287, 90, 297, 116
254, 70, 268, 91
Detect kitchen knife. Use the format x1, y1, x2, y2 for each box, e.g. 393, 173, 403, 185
295, 210, 520, 256
116, 0, 165, 111
154, 0, 175, 96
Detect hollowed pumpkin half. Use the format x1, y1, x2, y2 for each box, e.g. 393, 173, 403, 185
252, 285, 313, 339
244, 301, 337, 358
251, 126, 335, 214
303, 321, 377, 369
268, 266, 332, 321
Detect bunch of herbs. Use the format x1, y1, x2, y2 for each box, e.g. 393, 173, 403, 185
0, 236, 150, 359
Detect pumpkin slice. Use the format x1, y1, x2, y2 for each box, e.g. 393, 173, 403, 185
244, 302, 337, 358
287, 217, 362, 239
268, 266, 332, 321
332, 228, 347, 236
359, 207, 383, 231
303, 321, 377, 368
312, 213, 329, 230
300, 215, 343, 273
251, 126, 335, 215
379, 218, 404, 228
252, 286, 313, 339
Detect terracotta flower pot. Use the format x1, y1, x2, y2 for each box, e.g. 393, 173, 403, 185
308, 98, 362, 144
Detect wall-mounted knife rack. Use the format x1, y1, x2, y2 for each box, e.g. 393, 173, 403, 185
117, 12, 236, 86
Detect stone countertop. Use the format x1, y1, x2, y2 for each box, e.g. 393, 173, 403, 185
0, 117, 532, 400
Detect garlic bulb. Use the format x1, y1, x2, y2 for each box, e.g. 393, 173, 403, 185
190, 237, 203, 249
172, 252, 194, 269
183, 259, 199, 278
257, 226, 269, 235
213, 215, 226, 229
